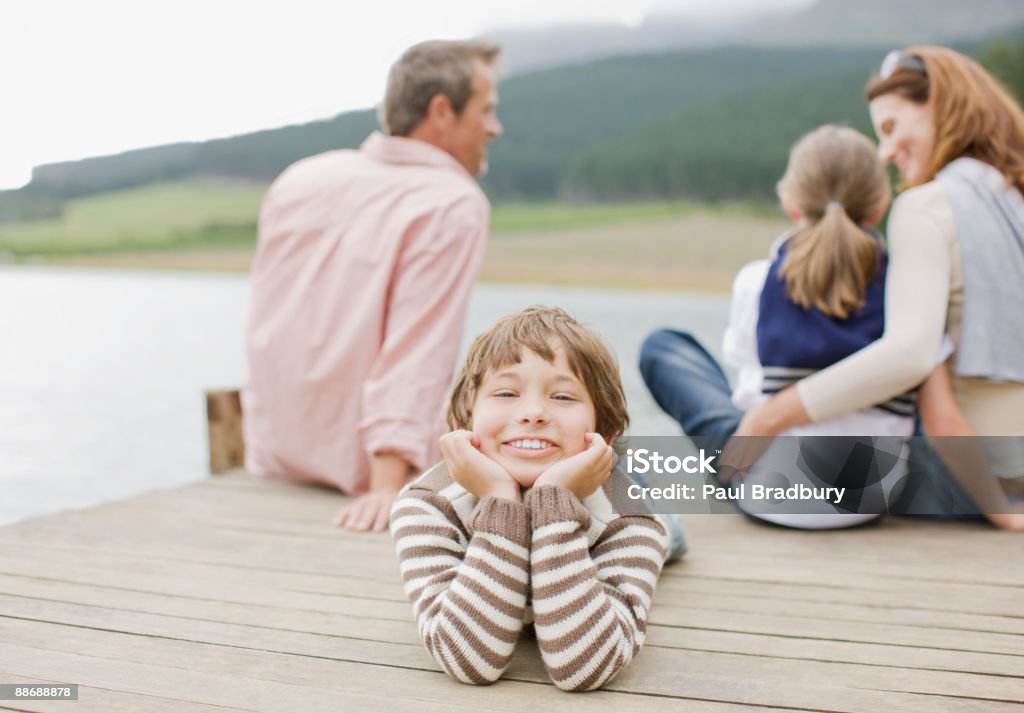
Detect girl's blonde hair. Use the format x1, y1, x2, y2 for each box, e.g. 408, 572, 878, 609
776, 125, 891, 319
865, 45, 1024, 193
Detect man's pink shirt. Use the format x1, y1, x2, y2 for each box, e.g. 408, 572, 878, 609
242, 132, 490, 493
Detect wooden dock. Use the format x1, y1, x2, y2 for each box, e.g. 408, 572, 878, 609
0, 472, 1021, 712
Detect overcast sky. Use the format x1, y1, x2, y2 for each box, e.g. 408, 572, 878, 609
2, 0, 814, 189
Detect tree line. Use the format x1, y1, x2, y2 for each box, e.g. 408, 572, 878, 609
4, 36, 1023, 224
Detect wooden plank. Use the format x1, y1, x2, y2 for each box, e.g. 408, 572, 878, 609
1, 585, 1021, 694
3, 563, 1021, 654
0, 633, 820, 713
205, 390, 244, 475
2, 568, 1022, 672
5, 481, 1021, 589
2, 529, 1021, 620
0, 621, 996, 713
0, 674, 255, 713
5, 513, 1020, 604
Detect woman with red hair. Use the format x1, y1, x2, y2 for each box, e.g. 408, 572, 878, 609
642, 46, 1024, 528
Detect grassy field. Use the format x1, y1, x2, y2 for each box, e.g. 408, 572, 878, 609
0, 179, 790, 291
0, 180, 264, 255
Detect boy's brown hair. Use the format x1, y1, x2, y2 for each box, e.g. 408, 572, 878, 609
447, 306, 629, 446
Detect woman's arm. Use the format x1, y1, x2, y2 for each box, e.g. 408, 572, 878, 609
919, 365, 1024, 531
738, 184, 954, 435
390, 490, 531, 684
526, 485, 667, 692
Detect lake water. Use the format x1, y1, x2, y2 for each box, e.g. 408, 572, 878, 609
0, 266, 729, 525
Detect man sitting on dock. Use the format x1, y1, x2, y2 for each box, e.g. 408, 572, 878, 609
242, 40, 503, 531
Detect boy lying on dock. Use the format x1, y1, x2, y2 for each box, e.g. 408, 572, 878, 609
389, 306, 683, 691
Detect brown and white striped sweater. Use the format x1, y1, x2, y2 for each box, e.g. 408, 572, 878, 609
389, 463, 668, 692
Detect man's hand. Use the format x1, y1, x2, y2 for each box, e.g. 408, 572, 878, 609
333, 451, 410, 532
333, 489, 402, 532
440, 430, 520, 501
534, 433, 614, 500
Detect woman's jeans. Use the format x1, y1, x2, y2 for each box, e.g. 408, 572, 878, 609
638, 328, 980, 519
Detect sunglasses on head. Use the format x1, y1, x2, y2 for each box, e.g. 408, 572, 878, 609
880, 50, 927, 80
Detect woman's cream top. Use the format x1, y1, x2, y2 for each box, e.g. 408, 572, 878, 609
796, 181, 1024, 436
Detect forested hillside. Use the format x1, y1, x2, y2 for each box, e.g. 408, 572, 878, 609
6, 32, 1024, 224
564, 68, 872, 201
14, 47, 881, 206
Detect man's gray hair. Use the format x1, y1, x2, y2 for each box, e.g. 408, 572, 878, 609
380, 40, 501, 137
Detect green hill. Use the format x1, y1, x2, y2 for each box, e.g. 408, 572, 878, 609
9, 34, 1023, 227
484, 46, 882, 199
565, 68, 873, 201
19, 46, 884, 207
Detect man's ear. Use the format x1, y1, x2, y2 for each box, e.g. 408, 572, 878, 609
424, 92, 455, 128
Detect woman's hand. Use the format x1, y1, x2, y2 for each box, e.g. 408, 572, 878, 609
534, 433, 614, 500
718, 388, 810, 484
986, 505, 1024, 532
440, 430, 521, 501
717, 434, 774, 485
734, 387, 810, 437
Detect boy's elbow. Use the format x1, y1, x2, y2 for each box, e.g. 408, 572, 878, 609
553, 677, 602, 693
550, 666, 622, 693
445, 669, 503, 686
453, 663, 509, 686
427, 638, 509, 686
546, 645, 632, 692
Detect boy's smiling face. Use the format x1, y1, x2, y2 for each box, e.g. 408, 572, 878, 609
470, 344, 596, 488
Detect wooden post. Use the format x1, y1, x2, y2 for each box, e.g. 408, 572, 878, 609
206, 389, 245, 474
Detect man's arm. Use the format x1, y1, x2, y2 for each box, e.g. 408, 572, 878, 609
339, 198, 488, 531
359, 202, 488, 477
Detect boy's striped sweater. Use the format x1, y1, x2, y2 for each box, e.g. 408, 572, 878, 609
389, 463, 668, 691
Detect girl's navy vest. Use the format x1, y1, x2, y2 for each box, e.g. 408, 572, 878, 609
756, 232, 916, 416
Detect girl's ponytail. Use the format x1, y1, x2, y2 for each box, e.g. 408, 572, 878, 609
782, 204, 880, 319
776, 126, 891, 319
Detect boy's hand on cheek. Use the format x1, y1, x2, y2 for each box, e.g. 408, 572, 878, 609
440, 430, 521, 502
535, 433, 613, 500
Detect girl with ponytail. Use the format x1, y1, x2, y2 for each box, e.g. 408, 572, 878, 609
643, 125, 982, 529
